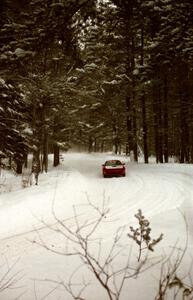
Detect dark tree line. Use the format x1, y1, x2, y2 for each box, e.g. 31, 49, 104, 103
1, 0, 193, 173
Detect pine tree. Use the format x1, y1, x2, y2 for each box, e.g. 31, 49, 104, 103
0, 78, 29, 173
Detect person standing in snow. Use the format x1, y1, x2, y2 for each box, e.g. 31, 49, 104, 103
32, 159, 41, 185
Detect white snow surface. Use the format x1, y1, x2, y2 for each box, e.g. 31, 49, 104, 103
0, 152, 193, 300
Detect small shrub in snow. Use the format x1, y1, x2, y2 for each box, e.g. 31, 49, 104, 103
155, 213, 193, 300
33, 202, 165, 300
128, 209, 163, 261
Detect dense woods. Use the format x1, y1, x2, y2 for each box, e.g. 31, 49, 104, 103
1, 0, 193, 173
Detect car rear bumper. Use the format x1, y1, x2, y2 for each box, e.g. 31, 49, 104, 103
103, 168, 125, 177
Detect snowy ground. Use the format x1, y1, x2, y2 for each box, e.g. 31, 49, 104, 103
0, 152, 193, 300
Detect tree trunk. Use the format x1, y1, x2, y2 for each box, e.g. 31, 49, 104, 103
24, 153, 28, 168
114, 141, 118, 155
157, 89, 163, 163
133, 106, 138, 162
88, 136, 93, 153
101, 140, 104, 152
178, 63, 189, 163
126, 95, 134, 155
94, 137, 97, 152
42, 130, 48, 172
163, 75, 169, 163
153, 83, 160, 163
190, 127, 193, 163
140, 27, 148, 163
131, 36, 138, 162
142, 94, 148, 163
152, 77, 165, 164
16, 161, 22, 174
124, 17, 135, 159
53, 144, 60, 167
0, 157, 2, 176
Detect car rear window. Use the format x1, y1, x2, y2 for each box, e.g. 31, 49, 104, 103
105, 160, 122, 166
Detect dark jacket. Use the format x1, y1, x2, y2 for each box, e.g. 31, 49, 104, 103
32, 161, 40, 174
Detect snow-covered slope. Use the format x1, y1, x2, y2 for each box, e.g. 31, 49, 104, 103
0, 152, 193, 300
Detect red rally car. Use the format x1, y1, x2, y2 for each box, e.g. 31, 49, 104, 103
102, 160, 126, 178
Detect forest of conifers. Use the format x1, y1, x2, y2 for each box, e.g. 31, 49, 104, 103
1, 0, 193, 173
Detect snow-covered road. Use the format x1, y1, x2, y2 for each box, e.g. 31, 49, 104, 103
0, 153, 193, 300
